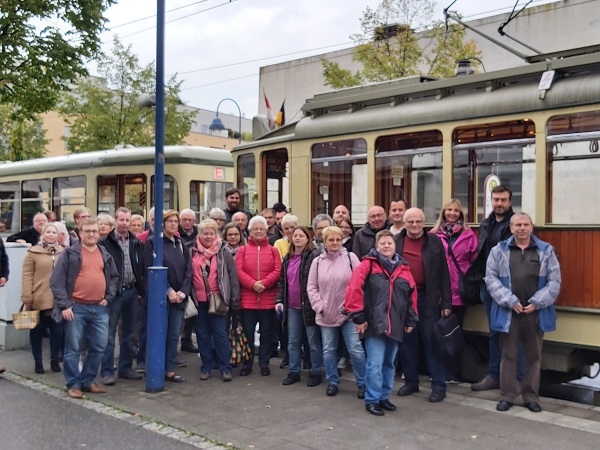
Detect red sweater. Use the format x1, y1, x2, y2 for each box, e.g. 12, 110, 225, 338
235, 238, 281, 310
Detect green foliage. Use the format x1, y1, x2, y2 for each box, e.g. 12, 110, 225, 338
322, 0, 481, 88
0, 0, 114, 119
60, 37, 194, 153
0, 104, 47, 161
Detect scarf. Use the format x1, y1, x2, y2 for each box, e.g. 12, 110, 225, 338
369, 248, 401, 275
193, 236, 222, 268
41, 241, 59, 254
441, 221, 463, 238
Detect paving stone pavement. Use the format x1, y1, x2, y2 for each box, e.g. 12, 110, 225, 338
2, 348, 600, 449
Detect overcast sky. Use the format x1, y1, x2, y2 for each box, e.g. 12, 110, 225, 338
98, 0, 559, 118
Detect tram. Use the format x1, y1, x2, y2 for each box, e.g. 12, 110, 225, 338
0, 146, 233, 233
231, 49, 600, 382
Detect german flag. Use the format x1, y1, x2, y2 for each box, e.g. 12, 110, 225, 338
275, 100, 285, 127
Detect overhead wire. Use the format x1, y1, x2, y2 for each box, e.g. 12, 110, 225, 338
109, 0, 212, 30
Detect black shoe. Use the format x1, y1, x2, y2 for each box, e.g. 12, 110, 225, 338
180, 344, 198, 353
429, 391, 446, 403
50, 359, 61, 373
397, 384, 419, 396
496, 400, 514, 412
379, 399, 397, 411
326, 384, 339, 396
239, 365, 253, 377
35, 361, 45, 374
279, 360, 289, 369
357, 385, 366, 399
261, 366, 271, 376
307, 373, 322, 387
118, 369, 143, 380
524, 401, 542, 413
282, 372, 301, 385
365, 403, 385, 416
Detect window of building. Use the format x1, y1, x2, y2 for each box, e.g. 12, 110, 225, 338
262, 149, 289, 210
53, 176, 86, 227
190, 181, 233, 221
236, 153, 257, 214
311, 139, 368, 224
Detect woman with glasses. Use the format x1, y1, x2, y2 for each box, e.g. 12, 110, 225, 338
144, 210, 192, 383
209, 208, 227, 232
336, 218, 355, 254
222, 222, 246, 257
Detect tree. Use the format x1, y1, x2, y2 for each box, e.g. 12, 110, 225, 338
322, 0, 481, 88
0, 1, 114, 120
0, 104, 47, 161
59, 38, 194, 153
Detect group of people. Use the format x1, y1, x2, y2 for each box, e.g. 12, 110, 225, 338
0, 184, 561, 417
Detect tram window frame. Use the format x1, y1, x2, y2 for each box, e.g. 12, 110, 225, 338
236, 153, 257, 214
546, 111, 600, 224
375, 131, 443, 223
311, 138, 368, 224
150, 174, 178, 212
97, 174, 147, 216
190, 180, 234, 221
53, 176, 86, 227
452, 120, 536, 223
0, 181, 20, 233
262, 148, 289, 211
21, 179, 51, 230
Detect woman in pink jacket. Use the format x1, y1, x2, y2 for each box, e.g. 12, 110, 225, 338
235, 216, 282, 377
307, 226, 366, 398
430, 198, 478, 381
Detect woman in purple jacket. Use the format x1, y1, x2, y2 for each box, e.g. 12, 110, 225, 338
430, 199, 478, 381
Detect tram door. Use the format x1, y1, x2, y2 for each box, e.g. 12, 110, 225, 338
97, 174, 147, 216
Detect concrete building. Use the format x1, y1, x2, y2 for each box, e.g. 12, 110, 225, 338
258, 0, 600, 124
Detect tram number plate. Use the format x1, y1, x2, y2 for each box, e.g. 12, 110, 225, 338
538, 70, 555, 91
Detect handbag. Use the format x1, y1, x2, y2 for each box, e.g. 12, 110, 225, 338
447, 243, 481, 305
229, 322, 251, 365
201, 267, 229, 316
184, 296, 198, 319
434, 314, 465, 359
13, 305, 40, 330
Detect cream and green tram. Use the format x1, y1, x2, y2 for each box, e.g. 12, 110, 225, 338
0, 146, 233, 232
232, 51, 600, 383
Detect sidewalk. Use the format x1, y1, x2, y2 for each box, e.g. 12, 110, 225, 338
2, 347, 600, 449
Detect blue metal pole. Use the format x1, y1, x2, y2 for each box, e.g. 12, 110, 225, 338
146, 0, 167, 394
216, 98, 242, 144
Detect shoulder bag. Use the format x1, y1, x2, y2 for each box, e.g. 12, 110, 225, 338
201, 266, 229, 316
447, 242, 481, 305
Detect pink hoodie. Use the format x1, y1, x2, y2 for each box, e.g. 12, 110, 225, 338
307, 248, 360, 327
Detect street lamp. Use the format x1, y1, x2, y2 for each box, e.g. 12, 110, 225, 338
209, 98, 242, 144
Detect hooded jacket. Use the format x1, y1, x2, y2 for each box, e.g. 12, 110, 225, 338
235, 237, 281, 310
344, 253, 418, 342
22, 244, 64, 311
307, 247, 360, 327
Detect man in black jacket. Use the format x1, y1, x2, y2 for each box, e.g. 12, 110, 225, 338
394, 208, 452, 403
353, 206, 390, 260
98, 207, 146, 385
7, 212, 47, 246
471, 185, 515, 391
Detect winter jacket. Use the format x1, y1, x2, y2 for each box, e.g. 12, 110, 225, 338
7, 226, 41, 246
99, 231, 146, 298
470, 207, 514, 278
394, 230, 452, 315
50, 242, 119, 323
144, 234, 192, 309
485, 235, 561, 333
345, 255, 418, 342
22, 244, 64, 311
0, 238, 8, 280
352, 221, 391, 260
235, 237, 281, 310
435, 228, 478, 306
307, 248, 360, 327
179, 226, 198, 248
276, 248, 320, 327
192, 244, 241, 310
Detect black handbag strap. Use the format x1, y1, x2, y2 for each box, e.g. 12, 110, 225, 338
447, 241, 465, 277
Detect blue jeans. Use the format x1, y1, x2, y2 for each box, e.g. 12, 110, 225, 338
101, 287, 139, 376
63, 303, 109, 389
320, 321, 366, 387
399, 312, 446, 393
364, 336, 399, 404
195, 302, 231, 374
166, 304, 184, 373
305, 325, 323, 375
241, 309, 274, 368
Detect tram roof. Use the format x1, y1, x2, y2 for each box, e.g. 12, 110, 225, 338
0, 145, 233, 177
232, 51, 600, 151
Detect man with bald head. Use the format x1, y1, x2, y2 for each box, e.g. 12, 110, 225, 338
7, 212, 48, 246
332, 205, 350, 223
394, 207, 452, 403
232, 211, 249, 238
179, 208, 198, 248
352, 205, 389, 260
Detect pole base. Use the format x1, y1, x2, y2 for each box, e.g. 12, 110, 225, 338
145, 386, 165, 394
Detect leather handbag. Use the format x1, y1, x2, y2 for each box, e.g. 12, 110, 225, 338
184, 295, 198, 319
201, 267, 229, 316
434, 314, 465, 359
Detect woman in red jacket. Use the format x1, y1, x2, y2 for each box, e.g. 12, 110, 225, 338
235, 216, 282, 376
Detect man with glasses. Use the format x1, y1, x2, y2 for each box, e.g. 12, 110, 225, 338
394, 208, 452, 403
50, 218, 118, 399
353, 206, 390, 260
7, 212, 48, 246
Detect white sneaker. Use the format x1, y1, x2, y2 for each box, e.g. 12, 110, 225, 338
337, 357, 348, 369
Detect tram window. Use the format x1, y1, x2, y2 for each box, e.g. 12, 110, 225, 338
150, 175, 178, 212
190, 181, 234, 221
311, 139, 368, 224
375, 131, 442, 222
53, 176, 86, 227
0, 181, 20, 233
21, 179, 51, 230
452, 120, 536, 223
236, 154, 257, 214
547, 111, 600, 224
97, 174, 147, 216
262, 149, 289, 210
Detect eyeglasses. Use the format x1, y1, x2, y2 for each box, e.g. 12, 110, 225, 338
226, 233, 240, 238
82, 229, 99, 234
405, 220, 424, 225
213, 218, 225, 222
